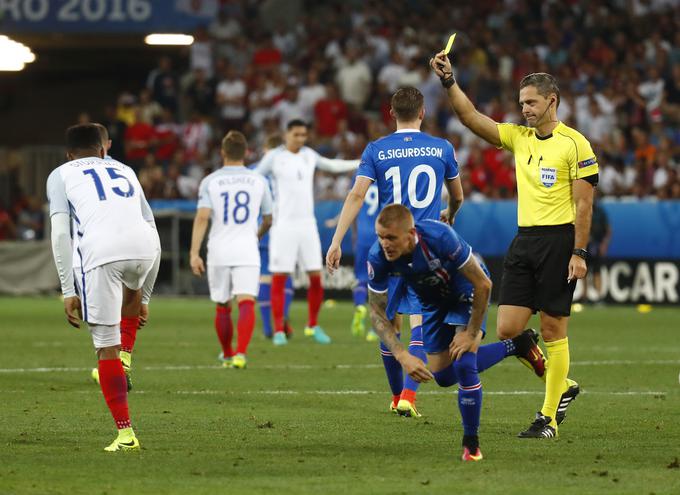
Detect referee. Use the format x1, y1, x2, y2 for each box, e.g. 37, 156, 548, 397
431, 52, 598, 439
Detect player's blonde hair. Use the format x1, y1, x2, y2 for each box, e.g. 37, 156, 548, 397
376, 204, 414, 230
221, 130, 248, 161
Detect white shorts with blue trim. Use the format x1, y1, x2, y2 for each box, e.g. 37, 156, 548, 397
79, 258, 156, 326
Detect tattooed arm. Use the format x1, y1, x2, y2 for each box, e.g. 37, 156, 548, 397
368, 288, 433, 382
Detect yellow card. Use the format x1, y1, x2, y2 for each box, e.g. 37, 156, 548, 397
443, 33, 456, 55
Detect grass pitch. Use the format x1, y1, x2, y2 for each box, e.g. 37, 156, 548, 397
1, 297, 679, 495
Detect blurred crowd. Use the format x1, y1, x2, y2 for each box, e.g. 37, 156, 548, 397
2, 0, 680, 241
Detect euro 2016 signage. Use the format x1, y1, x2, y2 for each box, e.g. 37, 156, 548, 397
574, 260, 680, 305
0, 0, 218, 32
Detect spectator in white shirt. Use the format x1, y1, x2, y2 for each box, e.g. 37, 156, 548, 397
298, 68, 327, 123
216, 64, 246, 131
336, 47, 373, 109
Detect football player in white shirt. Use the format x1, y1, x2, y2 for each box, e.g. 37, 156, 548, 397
190, 131, 273, 369
85, 123, 161, 390
255, 119, 359, 346
47, 124, 161, 452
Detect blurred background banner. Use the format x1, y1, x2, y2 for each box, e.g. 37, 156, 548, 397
0, 0, 218, 33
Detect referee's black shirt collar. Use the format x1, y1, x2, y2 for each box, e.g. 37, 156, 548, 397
535, 121, 563, 140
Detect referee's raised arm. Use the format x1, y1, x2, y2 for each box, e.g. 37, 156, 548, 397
430, 51, 501, 147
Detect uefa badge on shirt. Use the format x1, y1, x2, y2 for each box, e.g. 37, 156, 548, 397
540, 167, 557, 188
367, 261, 375, 280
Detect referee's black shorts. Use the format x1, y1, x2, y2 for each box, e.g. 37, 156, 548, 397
498, 223, 576, 317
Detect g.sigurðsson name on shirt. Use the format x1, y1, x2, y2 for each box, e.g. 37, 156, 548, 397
377, 147, 444, 160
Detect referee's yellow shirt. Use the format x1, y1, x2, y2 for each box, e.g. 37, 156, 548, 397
498, 121, 598, 227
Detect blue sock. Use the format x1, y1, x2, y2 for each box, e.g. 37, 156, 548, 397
476, 340, 515, 373
380, 334, 403, 396
455, 352, 482, 437
403, 325, 427, 393
353, 281, 368, 306
432, 364, 458, 387
284, 277, 294, 320
258, 282, 272, 338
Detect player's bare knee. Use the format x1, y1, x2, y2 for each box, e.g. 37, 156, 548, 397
96, 345, 120, 360
496, 324, 521, 340
427, 352, 451, 375
539, 314, 568, 341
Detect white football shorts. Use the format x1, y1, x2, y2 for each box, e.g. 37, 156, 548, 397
208, 265, 260, 303
268, 220, 322, 273
78, 258, 156, 326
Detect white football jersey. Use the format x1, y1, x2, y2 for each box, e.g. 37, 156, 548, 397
47, 157, 158, 272
197, 166, 272, 266
255, 146, 320, 223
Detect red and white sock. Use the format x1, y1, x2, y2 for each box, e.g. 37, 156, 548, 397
307, 274, 324, 327
236, 300, 255, 354
120, 316, 139, 354
98, 358, 131, 429
271, 274, 287, 334
215, 305, 234, 358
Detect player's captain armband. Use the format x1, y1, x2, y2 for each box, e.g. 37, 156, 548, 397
578, 157, 597, 169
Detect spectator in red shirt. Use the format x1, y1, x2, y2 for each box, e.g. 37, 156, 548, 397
252, 37, 282, 68
154, 109, 181, 164
124, 109, 157, 170
466, 145, 490, 196
314, 84, 347, 138
493, 157, 517, 199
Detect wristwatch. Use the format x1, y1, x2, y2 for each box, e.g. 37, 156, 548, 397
572, 248, 588, 260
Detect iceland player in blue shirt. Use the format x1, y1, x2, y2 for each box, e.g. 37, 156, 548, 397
327, 87, 464, 417
366, 205, 543, 461
348, 181, 380, 341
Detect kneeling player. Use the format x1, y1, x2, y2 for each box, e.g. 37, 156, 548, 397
367, 205, 544, 461
190, 131, 273, 369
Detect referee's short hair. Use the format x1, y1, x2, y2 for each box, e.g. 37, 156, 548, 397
520, 73, 561, 108
391, 87, 424, 122
221, 130, 248, 161
376, 204, 414, 229
65, 124, 103, 153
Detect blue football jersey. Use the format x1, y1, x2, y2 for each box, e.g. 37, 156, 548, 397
367, 220, 473, 314
356, 182, 379, 247
356, 129, 458, 222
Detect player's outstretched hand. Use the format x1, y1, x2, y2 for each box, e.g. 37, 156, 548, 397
450, 329, 482, 361
63, 296, 82, 329
190, 255, 205, 276
139, 304, 149, 327
567, 255, 587, 282
430, 51, 452, 79
399, 352, 434, 383
326, 242, 342, 275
